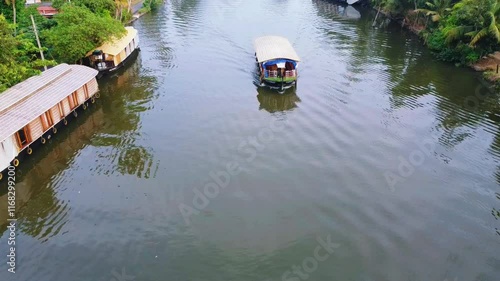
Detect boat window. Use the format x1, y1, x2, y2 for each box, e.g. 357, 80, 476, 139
16, 127, 29, 148
58, 102, 64, 117
46, 111, 54, 127
69, 91, 78, 110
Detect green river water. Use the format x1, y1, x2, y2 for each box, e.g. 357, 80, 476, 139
1, 0, 499, 280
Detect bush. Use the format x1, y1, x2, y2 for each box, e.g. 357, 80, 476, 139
426, 28, 482, 64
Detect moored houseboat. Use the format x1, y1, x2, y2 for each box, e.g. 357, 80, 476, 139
0, 64, 99, 180
86, 26, 140, 78
254, 36, 301, 91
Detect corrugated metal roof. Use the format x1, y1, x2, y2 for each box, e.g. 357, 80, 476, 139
88, 27, 137, 56
254, 36, 301, 63
0, 63, 98, 143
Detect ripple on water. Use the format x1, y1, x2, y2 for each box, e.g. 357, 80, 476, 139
3, 1, 500, 281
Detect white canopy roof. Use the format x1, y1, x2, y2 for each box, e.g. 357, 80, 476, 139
254, 36, 301, 63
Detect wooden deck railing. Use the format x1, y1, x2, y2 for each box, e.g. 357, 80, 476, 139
264, 69, 296, 78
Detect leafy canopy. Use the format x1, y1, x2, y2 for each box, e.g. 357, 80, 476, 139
52, 0, 116, 16
43, 4, 126, 63
0, 15, 55, 93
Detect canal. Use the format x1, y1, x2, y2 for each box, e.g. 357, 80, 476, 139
1, 0, 499, 280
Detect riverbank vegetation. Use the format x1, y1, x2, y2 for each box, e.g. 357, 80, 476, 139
0, 0, 134, 92
139, 0, 163, 14
371, 0, 500, 65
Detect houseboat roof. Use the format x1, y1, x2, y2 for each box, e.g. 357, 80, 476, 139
0, 64, 98, 143
254, 36, 301, 63
88, 27, 137, 57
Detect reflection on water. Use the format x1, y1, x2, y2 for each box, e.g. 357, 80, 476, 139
0, 105, 105, 238
93, 58, 159, 179
494, 193, 500, 236
2, 0, 500, 280
313, 0, 361, 20
256, 86, 301, 113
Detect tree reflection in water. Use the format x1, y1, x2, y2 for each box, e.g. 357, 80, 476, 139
0, 105, 106, 239
494, 192, 500, 236
94, 57, 159, 179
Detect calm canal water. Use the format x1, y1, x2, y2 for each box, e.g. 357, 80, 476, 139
1, 0, 499, 280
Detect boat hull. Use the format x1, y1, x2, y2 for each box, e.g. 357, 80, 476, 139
96, 48, 140, 79
261, 78, 296, 90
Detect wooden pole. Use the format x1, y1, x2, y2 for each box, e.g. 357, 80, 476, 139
373, 6, 381, 27
13, 0, 16, 36
30, 15, 47, 71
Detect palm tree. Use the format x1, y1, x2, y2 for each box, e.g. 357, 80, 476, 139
4, 0, 16, 35
467, 0, 500, 46
416, 0, 452, 23
444, 0, 500, 47
114, 0, 131, 20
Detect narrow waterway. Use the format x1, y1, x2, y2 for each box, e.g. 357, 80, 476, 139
1, 0, 499, 280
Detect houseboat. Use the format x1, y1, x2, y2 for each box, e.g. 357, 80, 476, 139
254, 36, 301, 91
0, 64, 99, 180
86, 26, 140, 77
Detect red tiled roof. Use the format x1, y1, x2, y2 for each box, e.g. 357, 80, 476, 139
37, 6, 58, 16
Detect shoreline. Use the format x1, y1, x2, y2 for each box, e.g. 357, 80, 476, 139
128, 0, 147, 24
370, 5, 500, 86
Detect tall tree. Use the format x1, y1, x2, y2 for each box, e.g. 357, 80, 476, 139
4, 0, 16, 34
444, 0, 500, 47
416, 0, 452, 23
0, 15, 55, 93
43, 4, 126, 63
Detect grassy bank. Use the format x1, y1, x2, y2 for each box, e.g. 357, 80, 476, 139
368, 0, 500, 82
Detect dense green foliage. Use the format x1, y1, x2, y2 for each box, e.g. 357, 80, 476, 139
52, 0, 116, 15
0, 15, 55, 92
141, 0, 163, 13
374, 0, 500, 64
0, 0, 141, 92
43, 4, 125, 63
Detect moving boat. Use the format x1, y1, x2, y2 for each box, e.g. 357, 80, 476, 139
86, 26, 140, 78
254, 36, 301, 91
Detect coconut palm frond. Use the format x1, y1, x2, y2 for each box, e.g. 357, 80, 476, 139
464, 31, 476, 37
470, 28, 489, 46
425, 1, 436, 8
489, 21, 500, 42
453, 1, 465, 10
445, 25, 473, 44
416, 8, 437, 16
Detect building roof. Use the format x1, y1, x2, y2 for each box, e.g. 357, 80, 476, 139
88, 27, 137, 57
254, 36, 301, 63
0, 64, 98, 143
37, 6, 58, 16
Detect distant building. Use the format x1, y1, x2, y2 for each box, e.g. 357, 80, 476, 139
25, 0, 41, 4
37, 6, 58, 18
